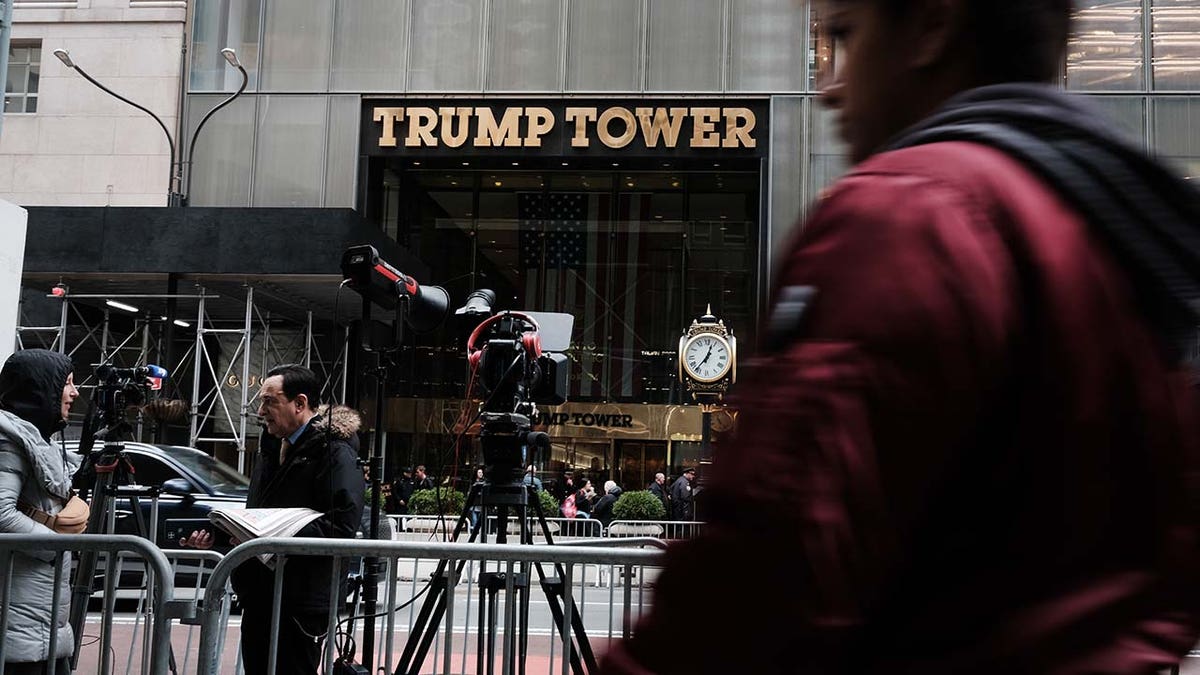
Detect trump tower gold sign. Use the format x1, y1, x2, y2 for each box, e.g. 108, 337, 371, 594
361, 99, 768, 159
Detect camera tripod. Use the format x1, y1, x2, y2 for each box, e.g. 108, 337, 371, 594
67, 420, 178, 674
395, 470, 597, 675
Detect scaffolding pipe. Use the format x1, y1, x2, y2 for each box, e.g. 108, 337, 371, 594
190, 292, 206, 446
56, 296, 68, 354
136, 320, 151, 441
341, 326, 350, 405
99, 310, 110, 364
304, 311, 313, 369
238, 287, 254, 474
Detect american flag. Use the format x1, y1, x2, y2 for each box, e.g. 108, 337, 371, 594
519, 193, 587, 270
519, 191, 653, 402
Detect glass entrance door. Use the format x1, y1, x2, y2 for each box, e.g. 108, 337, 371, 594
614, 440, 668, 492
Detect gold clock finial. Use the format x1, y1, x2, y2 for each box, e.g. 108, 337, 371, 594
705, 303, 712, 315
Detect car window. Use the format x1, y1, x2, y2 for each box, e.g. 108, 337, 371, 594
162, 447, 250, 496
126, 453, 184, 488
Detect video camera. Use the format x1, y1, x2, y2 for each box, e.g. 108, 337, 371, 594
92, 364, 167, 429
460, 290, 573, 484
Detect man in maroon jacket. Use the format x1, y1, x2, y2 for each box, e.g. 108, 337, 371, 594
602, 1, 1200, 673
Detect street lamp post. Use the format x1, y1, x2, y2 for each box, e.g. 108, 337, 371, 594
53, 47, 249, 207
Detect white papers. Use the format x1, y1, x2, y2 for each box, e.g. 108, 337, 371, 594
208, 507, 323, 567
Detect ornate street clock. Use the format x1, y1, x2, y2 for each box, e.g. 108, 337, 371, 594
678, 304, 737, 401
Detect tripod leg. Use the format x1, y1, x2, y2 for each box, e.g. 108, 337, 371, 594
69, 468, 115, 668
528, 490, 598, 675
394, 483, 481, 675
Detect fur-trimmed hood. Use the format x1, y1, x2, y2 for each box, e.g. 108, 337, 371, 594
312, 404, 362, 440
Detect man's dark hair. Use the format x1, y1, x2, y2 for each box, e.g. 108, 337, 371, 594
871, 0, 1072, 84
266, 364, 321, 410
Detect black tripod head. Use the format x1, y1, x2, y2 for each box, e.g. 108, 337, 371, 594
479, 412, 550, 488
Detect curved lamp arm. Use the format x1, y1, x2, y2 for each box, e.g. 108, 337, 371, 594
183, 48, 249, 206
54, 48, 178, 199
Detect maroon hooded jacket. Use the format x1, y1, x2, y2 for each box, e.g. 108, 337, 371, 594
602, 141, 1200, 674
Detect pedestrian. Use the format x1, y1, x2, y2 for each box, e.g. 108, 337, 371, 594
647, 472, 669, 517
184, 364, 364, 675
668, 468, 695, 521
0, 350, 83, 675
592, 480, 622, 529
385, 466, 414, 515
601, 1, 1200, 672
522, 464, 543, 491
413, 464, 434, 491
468, 467, 485, 533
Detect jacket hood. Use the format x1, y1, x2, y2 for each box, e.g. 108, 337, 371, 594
0, 350, 73, 440
313, 404, 363, 440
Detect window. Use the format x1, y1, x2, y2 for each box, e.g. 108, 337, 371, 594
126, 452, 185, 488
5, 41, 40, 113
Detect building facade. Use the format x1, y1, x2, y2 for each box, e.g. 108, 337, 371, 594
6, 0, 1200, 489
2, 0, 186, 206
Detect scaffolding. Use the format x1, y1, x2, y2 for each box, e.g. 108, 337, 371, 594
15, 287, 351, 473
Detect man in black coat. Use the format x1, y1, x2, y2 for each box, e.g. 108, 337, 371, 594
229, 364, 364, 675
669, 468, 696, 521
647, 472, 669, 517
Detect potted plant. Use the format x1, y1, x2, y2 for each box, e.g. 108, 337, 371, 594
406, 488, 468, 533
504, 489, 562, 536
607, 490, 666, 537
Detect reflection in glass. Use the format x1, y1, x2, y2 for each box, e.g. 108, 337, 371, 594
1067, 1, 1144, 91
190, 0, 262, 92
1152, 97, 1200, 179
1153, 1, 1200, 90
383, 168, 759, 405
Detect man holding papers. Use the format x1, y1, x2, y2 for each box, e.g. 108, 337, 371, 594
189, 364, 364, 675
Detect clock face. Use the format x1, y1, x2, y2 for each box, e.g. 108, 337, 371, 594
681, 333, 732, 383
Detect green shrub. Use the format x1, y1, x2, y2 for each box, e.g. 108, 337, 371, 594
612, 490, 666, 521
409, 488, 467, 515
535, 489, 559, 516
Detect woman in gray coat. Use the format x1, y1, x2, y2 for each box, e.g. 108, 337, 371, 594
0, 349, 80, 674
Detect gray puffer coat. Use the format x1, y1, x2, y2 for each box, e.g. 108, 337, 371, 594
0, 350, 79, 663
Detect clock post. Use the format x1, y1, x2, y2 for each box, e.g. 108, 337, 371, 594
678, 304, 737, 495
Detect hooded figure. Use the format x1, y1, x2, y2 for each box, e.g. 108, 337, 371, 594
0, 349, 80, 666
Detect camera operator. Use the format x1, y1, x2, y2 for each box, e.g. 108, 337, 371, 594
184, 364, 364, 675
0, 349, 83, 675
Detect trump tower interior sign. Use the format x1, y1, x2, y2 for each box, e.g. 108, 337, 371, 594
361, 99, 769, 160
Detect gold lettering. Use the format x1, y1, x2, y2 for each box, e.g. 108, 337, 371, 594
373, 107, 404, 148
565, 107, 598, 148
405, 107, 438, 147
524, 107, 555, 148
691, 107, 721, 147
474, 107, 524, 147
439, 106, 472, 148
636, 107, 688, 148
722, 107, 757, 148
597, 107, 637, 149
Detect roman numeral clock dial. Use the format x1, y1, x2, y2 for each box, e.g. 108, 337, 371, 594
678, 305, 737, 400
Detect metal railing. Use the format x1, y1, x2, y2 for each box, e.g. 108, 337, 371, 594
0, 534, 183, 675
390, 515, 703, 541
195, 537, 663, 675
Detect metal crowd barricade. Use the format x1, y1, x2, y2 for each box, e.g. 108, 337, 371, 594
0, 533, 181, 675
196, 537, 663, 675
607, 520, 705, 540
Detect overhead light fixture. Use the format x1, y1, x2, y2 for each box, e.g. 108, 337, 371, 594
173, 319, 191, 328
52, 49, 75, 69
105, 299, 139, 313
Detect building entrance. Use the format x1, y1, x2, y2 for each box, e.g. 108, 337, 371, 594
614, 440, 668, 492
369, 161, 762, 409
